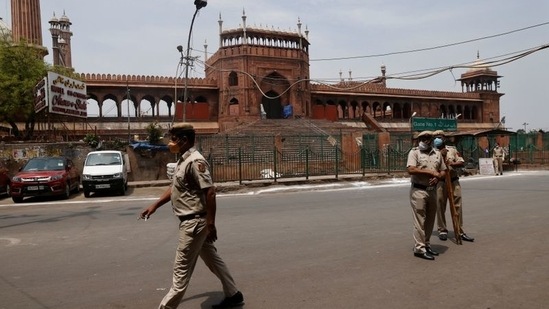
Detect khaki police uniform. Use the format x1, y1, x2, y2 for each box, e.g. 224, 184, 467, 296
160, 147, 238, 309
407, 146, 447, 254
493, 145, 505, 175
436, 145, 465, 235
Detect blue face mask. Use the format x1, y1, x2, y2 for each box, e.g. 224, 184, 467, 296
433, 137, 444, 149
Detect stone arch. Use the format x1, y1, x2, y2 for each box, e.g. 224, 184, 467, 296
194, 95, 208, 103
350, 101, 359, 119
361, 101, 371, 115
139, 95, 156, 117
229, 97, 239, 116
373, 102, 382, 118
228, 71, 238, 86
101, 94, 119, 117
393, 102, 403, 119
260, 72, 290, 118
383, 102, 391, 118
262, 90, 282, 119
159, 95, 173, 117
338, 100, 347, 119
440, 104, 447, 118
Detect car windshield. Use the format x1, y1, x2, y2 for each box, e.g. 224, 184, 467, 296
85, 153, 121, 166
23, 158, 66, 171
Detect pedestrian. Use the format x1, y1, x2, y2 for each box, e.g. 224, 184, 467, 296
140, 123, 244, 309
433, 130, 474, 242
407, 130, 447, 260
493, 142, 505, 175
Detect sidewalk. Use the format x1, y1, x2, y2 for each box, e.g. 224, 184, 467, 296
128, 172, 410, 193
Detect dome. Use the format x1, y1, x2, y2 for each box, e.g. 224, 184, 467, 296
60, 12, 70, 23
466, 51, 491, 73
49, 12, 58, 23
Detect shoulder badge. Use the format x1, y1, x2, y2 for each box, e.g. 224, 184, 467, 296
197, 161, 206, 173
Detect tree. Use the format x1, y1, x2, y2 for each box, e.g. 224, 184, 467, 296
0, 39, 47, 139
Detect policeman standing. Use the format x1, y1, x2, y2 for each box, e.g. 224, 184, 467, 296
493, 143, 505, 175
140, 123, 244, 309
433, 130, 474, 242
407, 131, 447, 260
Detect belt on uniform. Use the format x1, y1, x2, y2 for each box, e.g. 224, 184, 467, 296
178, 212, 207, 222
412, 183, 436, 191
495, 155, 503, 157
440, 177, 459, 183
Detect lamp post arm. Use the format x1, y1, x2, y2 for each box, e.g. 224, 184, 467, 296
182, 8, 201, 122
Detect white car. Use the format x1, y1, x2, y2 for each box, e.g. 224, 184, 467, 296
82, 151, 128, 197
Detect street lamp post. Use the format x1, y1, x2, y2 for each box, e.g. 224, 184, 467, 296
172, 46, 185, 126
180, 0, 208, 122
409, 112, 417, 146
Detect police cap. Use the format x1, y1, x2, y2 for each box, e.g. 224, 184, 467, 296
417, 130, 433, 138
433, 130, 445, 137
170, 122, 195, 137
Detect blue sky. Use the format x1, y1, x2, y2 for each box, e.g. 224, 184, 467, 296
2, 0, 548, 131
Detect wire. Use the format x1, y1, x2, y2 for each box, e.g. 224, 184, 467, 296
311, 21, 549, 62
196, 43, 549, 97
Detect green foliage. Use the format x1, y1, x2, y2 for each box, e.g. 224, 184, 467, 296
102, 138, 128, 151
0, 38, 82, 140
83, 133, 99, 148
0, 40, 48, 138
145, 122, 163, 144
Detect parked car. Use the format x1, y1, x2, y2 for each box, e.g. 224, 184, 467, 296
10, 157, 80, 203
81, 150, 128, 197
0, 161, 11, 196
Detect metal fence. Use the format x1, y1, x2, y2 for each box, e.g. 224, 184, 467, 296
194, 133, 411, 183
190, 131, 549, 183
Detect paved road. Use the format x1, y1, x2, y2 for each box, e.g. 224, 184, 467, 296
1, 171, 548, 308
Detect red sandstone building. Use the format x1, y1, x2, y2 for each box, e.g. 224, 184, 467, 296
7, 1, 504, 139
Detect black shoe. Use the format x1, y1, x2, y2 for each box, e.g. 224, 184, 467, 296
438, 233, 448, 241
426, 247, 439, 256
414, 252, 435, 260
212, 291, 244, 309
461, 234, 475, 242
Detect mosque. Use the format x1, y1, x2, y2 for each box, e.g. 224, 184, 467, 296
2, 0, 505, 141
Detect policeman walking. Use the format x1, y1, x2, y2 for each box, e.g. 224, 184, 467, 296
140, 123, 244, 309
407, 131, 447, 260
433, 130, 474, 242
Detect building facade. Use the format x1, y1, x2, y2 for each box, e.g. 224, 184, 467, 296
7, 5, 504, 138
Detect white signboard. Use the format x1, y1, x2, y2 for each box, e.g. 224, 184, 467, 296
47, 71, 87, 118
478, 158, 496, 175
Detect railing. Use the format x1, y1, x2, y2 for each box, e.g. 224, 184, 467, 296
207, 145, 410, 184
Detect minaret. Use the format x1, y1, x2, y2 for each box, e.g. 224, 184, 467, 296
218, 13, 223, 47
241, 9, 247, 45
10, 0, 47, 54
49, 10, 73, 68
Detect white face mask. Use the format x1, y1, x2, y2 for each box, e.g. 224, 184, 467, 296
418, 141, 431, 151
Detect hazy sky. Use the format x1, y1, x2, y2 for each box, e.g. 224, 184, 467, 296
2, 0, 548, 131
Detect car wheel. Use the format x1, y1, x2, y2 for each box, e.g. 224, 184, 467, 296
12, 196, 23, 203
84, 190, 91, 198
119, 183, 126, 196
63, 183, 71, 199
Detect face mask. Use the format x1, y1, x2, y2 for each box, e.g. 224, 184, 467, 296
433, 137, 444, 149
418, 141, 430, 151
168, 141, 180, 154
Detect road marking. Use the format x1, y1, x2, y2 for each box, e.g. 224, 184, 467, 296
0, 237, 21, 246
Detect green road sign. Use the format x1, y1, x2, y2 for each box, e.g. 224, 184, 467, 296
412, 117, 457, 131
